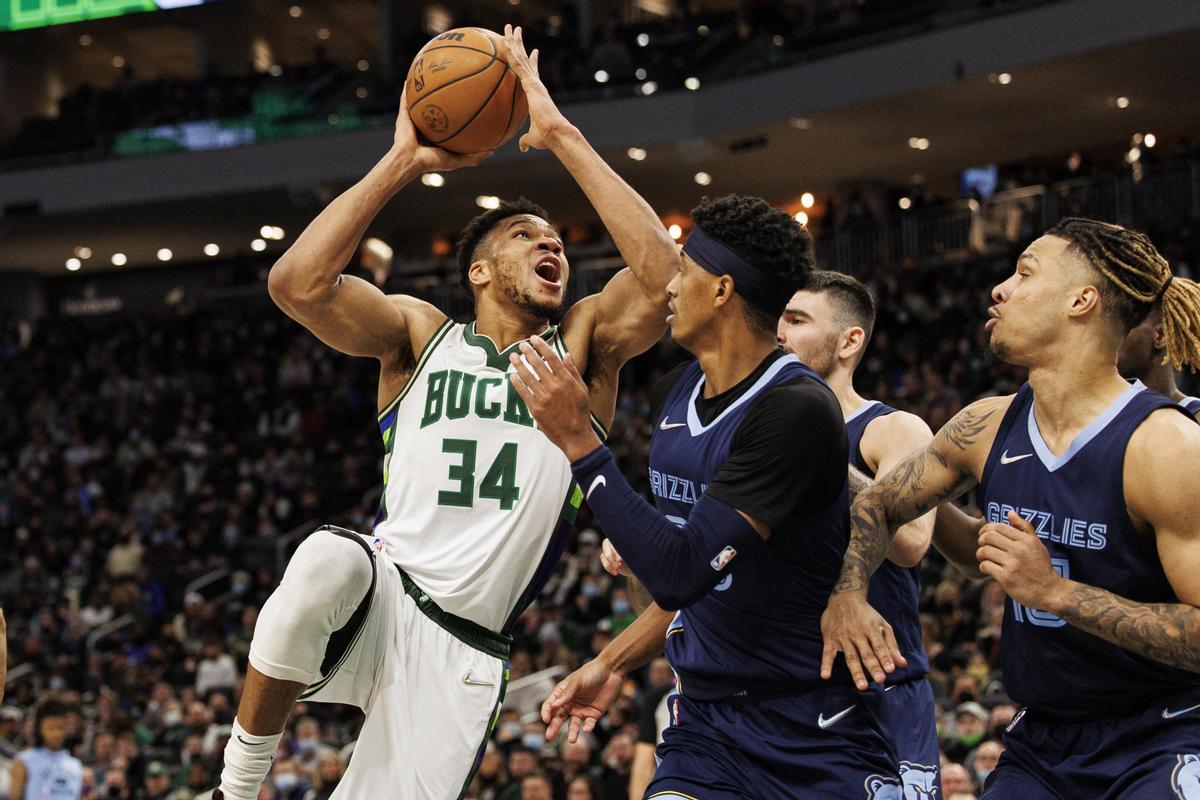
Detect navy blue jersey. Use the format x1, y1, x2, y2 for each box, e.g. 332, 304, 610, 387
978, 381, 1199, 719
1181, 395, 1200, 417
847, 401, 929, 683
649, 352, 852, 700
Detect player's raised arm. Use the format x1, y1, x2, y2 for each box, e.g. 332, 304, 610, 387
502, 26, 676, 361
995, 408, 1200, 673
821, 396, 1006, 688
268, 91, 488, 362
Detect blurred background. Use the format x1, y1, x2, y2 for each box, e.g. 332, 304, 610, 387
1, 0, 1199, 798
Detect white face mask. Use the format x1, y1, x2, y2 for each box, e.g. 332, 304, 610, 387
274, 773, 298, 791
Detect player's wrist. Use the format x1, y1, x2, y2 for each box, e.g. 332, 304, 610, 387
1041, 577, 1075, 616
563, 433, 603, 464
543, 119, 582, 150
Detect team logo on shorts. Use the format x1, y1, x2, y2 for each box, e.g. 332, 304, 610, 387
1171, 754, 1200, 799
898, 762, 938, 799
863, 774, 903, 799
709, 546, 737, 571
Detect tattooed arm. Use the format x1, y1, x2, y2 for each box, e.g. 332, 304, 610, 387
847, 464, 872, 501
1003, 407, 1200, 672
820, 397, 1008, 689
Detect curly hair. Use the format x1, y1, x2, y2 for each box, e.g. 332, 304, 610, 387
454, 197, 551, 304
1047, 217, 1200, 371
689, 194, 815, 333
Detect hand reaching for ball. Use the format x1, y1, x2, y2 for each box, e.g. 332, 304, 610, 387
393, 86, 493, 172
502, 24, 571, 152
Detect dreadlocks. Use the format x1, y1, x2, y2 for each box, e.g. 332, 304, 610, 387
1047, 217, 1200, 372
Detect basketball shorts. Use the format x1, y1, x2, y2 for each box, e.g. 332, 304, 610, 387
983, 689, 1200, 800
250, 526, 511, 800
645, 685, 901, 799
874, 679, 941, 798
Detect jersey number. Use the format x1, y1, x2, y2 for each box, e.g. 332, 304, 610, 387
1011, 557, 1069, 628
438, 439, 520, 510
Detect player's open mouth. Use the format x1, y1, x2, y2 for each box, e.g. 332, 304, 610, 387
534, 257, 562, 288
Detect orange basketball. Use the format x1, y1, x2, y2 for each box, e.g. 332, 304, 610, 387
405, 27, 528, 155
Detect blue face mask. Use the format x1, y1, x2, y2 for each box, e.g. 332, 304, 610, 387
274, 774, 298, 791
522, 733, 546, 750
612, 600, 631, 615
500, 722, 523, 740
581, 584, 600, 598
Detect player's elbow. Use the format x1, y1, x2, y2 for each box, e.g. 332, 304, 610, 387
267, 257, 328, 311
642, 574, 712, 612
888, 538, 929, 569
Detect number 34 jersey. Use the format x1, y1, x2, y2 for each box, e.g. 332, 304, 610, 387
372, 321, 599, 634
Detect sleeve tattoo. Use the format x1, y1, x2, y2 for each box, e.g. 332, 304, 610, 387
1060, 584, 1200, 672
834, 403, 996, 593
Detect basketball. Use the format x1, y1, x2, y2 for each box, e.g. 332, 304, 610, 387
405, 27, 528, 155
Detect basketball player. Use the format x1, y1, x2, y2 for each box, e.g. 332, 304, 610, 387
510, 195, 901, 798
776, 271, 940, 793
9, 700, 83, 800
821, 218, 1200, 799
1118, 302, 1200, 420
217, 27, 677, 800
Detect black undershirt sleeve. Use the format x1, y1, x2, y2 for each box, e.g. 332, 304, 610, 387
704, 377, 848, 531
648, 362, 691, 423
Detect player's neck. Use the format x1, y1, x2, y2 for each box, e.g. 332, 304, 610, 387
1137, 358, 1186, 402
1027, 354, 1131, 447
472, 302, 551, 351
696, 332, 778, 398
824, 365, 866, 419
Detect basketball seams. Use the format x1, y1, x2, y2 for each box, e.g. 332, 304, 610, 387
428, 62, 509, 145
406, 47, 499, 111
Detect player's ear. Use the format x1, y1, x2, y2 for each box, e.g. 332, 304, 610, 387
1068, 283, 1101, 319
712, 274, 734, 308
469, 258, 492, 290
1152, 322, 1168, 351
841, 326, 866, 361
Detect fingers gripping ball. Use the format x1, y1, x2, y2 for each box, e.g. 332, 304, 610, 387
405, 27, 529, 154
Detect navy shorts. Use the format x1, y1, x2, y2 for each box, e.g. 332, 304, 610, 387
983, 690, 1200, 800
874, 679, 941, 798
646, 686, 899, 800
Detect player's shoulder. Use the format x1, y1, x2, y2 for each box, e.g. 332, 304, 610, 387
1129, 405, 1200, 462
385, 294, 450, 354
751, 374, 842, 432
861, 405, 933, 452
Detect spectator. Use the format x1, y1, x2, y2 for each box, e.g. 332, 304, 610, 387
137, 761, 173, 800
10, 700, 83, 800
520, 773, 553, 800
943, 701, 989, 762
968, 739, 1004, 789
194, 639, 238, 698
942, 762, 975, 796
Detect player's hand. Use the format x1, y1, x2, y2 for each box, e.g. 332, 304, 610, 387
508, 336, 601, 461
600, 539, 631, 577
977, 511, 1068, 612
393, 87, 492, 172
820, 590, 906, 691
501, 24, 570, 152
540, 659, 624, 743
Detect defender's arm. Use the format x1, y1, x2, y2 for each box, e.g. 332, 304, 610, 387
860, 411, 937, 569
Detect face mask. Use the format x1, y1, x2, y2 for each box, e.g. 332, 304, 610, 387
296, 738, 318, 754
500, 722, 523, 740
975, 767, 994, 784
163, 712, 182, 727
49, 677, 65, 690
522, 733, 545, 750
957, 730, 986, 748
274, 774, 298, 791
581, 585, 599, 598
612, 600, 631, 615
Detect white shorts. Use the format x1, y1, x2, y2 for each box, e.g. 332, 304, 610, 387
251, 527, 511, 800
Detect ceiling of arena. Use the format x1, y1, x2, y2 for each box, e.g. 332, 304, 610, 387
2, 18, 1199, 274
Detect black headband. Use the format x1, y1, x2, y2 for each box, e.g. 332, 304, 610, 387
682, 226, 790, 318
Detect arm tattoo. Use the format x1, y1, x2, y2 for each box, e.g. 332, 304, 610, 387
847, 465, 872, 501
833, 402, 996, 593
1060, 584, 1200, 672
627, 576, 655, 616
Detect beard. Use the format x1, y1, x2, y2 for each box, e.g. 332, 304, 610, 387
497, 271, 564, 320
986, 329, 1012, 365
792, 335, 840, 378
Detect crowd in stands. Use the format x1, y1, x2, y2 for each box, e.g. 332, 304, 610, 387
3, 198, 1196, 799
2, 0, 1047, 166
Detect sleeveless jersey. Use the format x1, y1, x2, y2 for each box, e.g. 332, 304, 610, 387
847, 400, 929, 683
978, 381, 1199, 718
650, 353, 852, 700
1180, 395, 1200, 418
373, 321, 603, 633
17, 748, 83, 799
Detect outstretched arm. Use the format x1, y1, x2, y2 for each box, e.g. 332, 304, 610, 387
267, 92, 487, 373
861, 411, 937, 568
502, 27, 675, 365
821, 397, 1006, 688
980, 409, 1200, 672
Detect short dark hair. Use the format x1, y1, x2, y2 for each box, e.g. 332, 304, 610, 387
689, 194, 815, 334
34, 699, 69, 746
454, 197, 551, 304
807, 270, 876, 345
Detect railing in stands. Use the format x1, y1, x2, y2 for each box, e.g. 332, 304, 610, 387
84, 612, 138, 652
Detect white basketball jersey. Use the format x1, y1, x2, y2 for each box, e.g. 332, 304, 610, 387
373, 320, 602, 632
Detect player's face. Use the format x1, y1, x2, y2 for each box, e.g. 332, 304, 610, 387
986, 235, 1077, 366
665, 255, 718, 350
40, 715, 67, 750
484, 215, 568, 317
777, 290, 843, 378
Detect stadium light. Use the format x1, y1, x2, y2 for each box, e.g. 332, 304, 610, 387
75, 246, 92, 259
476, 195, 501, 210
66, 258, 82, 271
668, 224, 682, 240
112, 56, 125, 68
157, 248, 173, 262
1116, 96, 1130, 109
1145, 133, 1157, 148
908, 137, 930, 150
289, 5, 302, 17
899, 197, 913, 210
795, 211, 808, 225
998, 72, 1012, 85
204, 244, 221, 257
637, 33, 649, 47
594, 70, 609, 84
251, 239, 267, 252
640, 81, 658, 96
79, 34, 92, 46
317, 27, 330, 40
111, 253, 127, 266
800, 193, 815, 209
627, 148, 647, 161
694, 172, 712, 186
357, 60, 370, 72
684, 77, 700, 91
635, 68, 647, 80
421, 173, 446, 187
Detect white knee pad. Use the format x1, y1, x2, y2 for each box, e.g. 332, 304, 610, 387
249, 527, 375, 685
